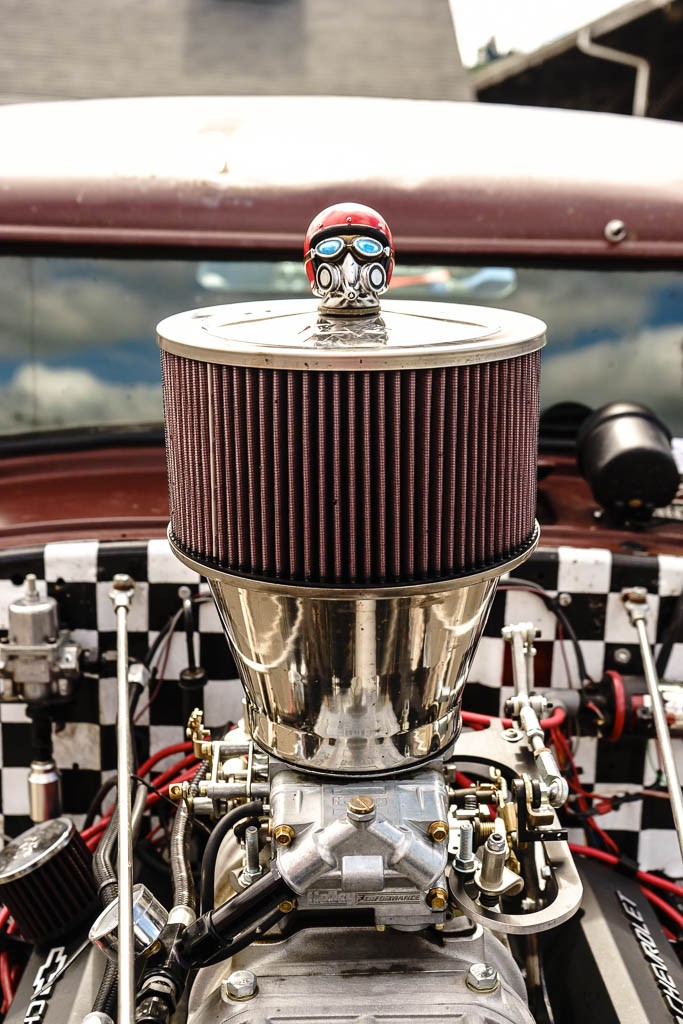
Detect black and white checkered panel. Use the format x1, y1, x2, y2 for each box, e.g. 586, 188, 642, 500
0, 539, 244, 841
466, 545, 683, 874
0, 540, 682, 872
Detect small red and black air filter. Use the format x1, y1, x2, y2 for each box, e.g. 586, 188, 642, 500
0, 817, 98, 945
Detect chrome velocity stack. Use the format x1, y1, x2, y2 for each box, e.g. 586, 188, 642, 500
158, 204, 545, 775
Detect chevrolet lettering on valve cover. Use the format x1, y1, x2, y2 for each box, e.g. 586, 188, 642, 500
0, 96, 681, 1024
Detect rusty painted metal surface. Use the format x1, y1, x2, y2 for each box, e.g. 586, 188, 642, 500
1, 97, 682, 258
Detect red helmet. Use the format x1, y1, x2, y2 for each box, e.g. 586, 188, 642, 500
304, 202, 395, 288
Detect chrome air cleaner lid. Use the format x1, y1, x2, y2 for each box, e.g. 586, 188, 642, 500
157, 298, 545, 370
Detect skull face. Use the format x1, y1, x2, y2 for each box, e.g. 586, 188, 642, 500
304, 204, 394, 314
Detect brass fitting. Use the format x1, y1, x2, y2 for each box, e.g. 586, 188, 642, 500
273, 824, 296, 847
473, 819, 496, 847
278, 898, 297, 913
427, 887, 449, 911
186, 707, 212, 758
168, 784, 183, 802
347, 795, 376, 820
428, 820, 449, 844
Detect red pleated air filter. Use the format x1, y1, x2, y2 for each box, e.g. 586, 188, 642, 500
158, 299, 545, 586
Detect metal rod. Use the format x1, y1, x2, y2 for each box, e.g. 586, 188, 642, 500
110, 574, 136, 1024
623, 588, 683, 868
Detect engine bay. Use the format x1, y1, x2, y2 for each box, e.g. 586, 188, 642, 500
0, 202, 681, 1024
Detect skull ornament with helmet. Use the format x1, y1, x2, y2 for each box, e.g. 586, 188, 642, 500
304, 202, 395, 314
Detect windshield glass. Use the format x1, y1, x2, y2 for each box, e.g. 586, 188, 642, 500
1, 255, 682, 436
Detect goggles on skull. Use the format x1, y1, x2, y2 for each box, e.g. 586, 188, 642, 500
313, 235, 390, 262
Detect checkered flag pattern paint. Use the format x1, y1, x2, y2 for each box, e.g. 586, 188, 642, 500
0, 539, 681, 872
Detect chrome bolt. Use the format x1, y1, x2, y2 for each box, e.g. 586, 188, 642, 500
614, 647, 632, 665
222, 969, 258, 1001
273, 824, 295, 847
455, 820, 475, 874
604, 218, 627, 243
479, 832, 507, 890
239, 824, 263, 887
558, 592, 572, 607
466, 962, 499, 993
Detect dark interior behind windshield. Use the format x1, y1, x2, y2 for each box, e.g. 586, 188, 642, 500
1, 256, 681, 437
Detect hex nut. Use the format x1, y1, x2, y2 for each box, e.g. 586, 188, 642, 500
222, 969, 258, 1001
273, 824, 295, 847
466, 962, 499, 993
427, 887, 449, 911
428, 820, 449, 843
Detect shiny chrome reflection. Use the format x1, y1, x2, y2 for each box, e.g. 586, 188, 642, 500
170, 532, 538, 775
209, 576, 496, 774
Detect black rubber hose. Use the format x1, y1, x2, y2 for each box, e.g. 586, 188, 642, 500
199, 801, 263, 915
93, 812, 119, 907
93, 780, 149, 907
91, 780, 150, 1018
92, 959, 118, 1017
83, 776, 118, 831
170, 762, 210, 911
182, 864, 291, 968
198, 904, 285, 968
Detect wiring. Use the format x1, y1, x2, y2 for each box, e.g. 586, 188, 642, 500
0, 912, 22, 1017
570, 842, 683, 942
134, 607, 182, 722
461, 707, 567, 730
498, 578, 594, 685
136, 593, 211, 723
641, 885, 683, 934
551, 724, 620, 854
81, 765, 200, 850
569, 843, 683, 900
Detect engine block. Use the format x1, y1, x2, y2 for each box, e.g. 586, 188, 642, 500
187, 925, 535, 1024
